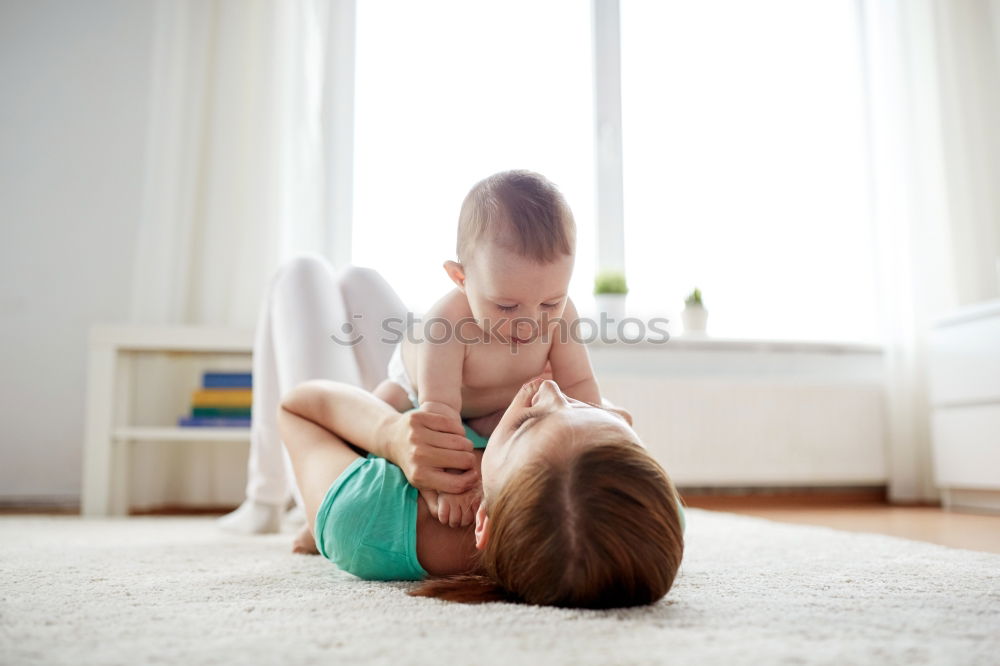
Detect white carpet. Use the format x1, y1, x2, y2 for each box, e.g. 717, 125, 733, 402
1, 510, 997, 666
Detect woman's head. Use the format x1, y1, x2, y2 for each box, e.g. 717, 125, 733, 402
413, 379, 685, 608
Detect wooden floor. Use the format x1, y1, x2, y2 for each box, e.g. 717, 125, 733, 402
684, 496, 1000, 555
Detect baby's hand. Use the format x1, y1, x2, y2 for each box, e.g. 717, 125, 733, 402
434, 487, 482, 528
602, 400, 634, 426
419, 488, 440, 516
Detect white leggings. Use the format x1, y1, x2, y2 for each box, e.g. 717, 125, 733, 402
247, 254, 406, 507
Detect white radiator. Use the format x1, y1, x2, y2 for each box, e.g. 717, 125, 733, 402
591, 341, 888, 487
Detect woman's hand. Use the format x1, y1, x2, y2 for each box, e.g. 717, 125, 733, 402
384, 409, 479, 494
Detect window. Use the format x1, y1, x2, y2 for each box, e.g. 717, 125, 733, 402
619, 0, 879, 341
353, 0, 596, 314
352, 0, 880, 342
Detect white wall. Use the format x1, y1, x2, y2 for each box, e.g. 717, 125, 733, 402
0, 0, 155, 502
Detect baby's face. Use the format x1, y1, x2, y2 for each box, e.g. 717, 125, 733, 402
462, 243, 574, 343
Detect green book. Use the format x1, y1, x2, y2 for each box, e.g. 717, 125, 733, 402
192, 407, 252, 418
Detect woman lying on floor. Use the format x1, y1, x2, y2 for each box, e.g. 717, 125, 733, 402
278, 375, 686, 608
223, 253, 684, 608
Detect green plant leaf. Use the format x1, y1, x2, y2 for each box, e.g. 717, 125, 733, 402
594, 271, 628, 295
685, 287, 703, 307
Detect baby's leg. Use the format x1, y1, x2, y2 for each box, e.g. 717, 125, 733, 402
372, 379, 414, 413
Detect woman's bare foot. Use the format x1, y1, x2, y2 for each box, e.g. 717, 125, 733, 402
292, 525, 319, 555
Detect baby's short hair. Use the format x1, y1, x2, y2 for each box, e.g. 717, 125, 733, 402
457, 170, 576, 264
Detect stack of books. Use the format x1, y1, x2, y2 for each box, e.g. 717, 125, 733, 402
177, 371, 253, 427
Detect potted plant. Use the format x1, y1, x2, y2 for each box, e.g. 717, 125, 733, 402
682, 287, 708, 336
594, 271, 628, 323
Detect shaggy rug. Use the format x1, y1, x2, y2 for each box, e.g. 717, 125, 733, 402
1, 510, 997, 666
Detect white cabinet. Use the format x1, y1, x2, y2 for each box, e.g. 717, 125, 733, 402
82, 325, 253, 516
928, 300, 1000, 513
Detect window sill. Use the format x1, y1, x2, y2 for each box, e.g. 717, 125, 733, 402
586, 336, 882, 355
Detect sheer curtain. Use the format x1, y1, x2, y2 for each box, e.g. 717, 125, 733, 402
127, 0, 352, 508
131, 0, 345, 329
864, 0, 1000, 502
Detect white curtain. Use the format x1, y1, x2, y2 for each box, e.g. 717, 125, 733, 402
127, 0, 353, 509
131, 0, 348, 328
864, 0, 1000, 502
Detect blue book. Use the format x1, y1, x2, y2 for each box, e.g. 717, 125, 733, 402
203, 372, 253, 389
178, 416, 251, 428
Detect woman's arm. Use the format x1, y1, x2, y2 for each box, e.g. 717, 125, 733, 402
280, 380, 479, 494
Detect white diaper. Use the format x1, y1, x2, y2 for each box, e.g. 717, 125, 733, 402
386, 344, 419, 408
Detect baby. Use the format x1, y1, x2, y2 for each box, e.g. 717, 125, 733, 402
373, 170, 602, 526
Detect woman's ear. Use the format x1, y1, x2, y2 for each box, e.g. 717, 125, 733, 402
474, 503, 490, 550
443, 260, 466, 291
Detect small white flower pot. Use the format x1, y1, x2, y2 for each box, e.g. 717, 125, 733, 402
594, 294, 627, 323
682, 305, 708, 336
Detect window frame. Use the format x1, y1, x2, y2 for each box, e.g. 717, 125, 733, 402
592, 0, 626, 276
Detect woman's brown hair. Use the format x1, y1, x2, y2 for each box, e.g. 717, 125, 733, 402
410, 438, 685, 608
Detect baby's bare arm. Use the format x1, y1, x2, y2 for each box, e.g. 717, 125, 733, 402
413, 300, 489, 525
549, 298, 602, 405
372, 379, 415, 413
415, 304, 467, 423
